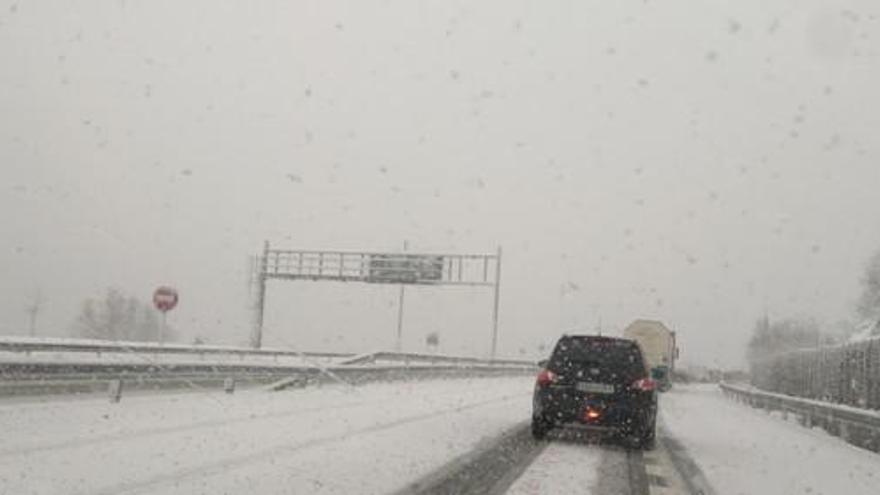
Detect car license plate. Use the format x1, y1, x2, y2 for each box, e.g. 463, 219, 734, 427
576, 382, 615, 394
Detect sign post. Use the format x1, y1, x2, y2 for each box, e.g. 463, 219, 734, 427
251, 244, 503, 356
152, 286, 179, 345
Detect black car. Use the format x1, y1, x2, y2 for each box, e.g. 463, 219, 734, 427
531, 335, 658, 448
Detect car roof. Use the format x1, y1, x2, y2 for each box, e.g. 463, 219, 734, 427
559, 334, 634, 344
554, 335, 643, 353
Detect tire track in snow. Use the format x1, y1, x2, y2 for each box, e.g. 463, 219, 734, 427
0, 395, 384, 459
89, 392, 527, 495
2, 380, 516, 459
393, 421, 547, 495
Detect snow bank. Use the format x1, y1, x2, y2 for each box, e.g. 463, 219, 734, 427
661, 384, 879, 495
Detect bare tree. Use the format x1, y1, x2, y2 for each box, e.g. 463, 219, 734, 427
856, 249, 880, 323
746, 316, 830, 363
135, 304, 162, 341
71, 288, 175, 342
25, 290, 44, 337
425, 332, 439, 352
73, 299, 102, 340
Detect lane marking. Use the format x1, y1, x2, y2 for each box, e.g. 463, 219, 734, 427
639, 428, 716, 495
659, 434, 716, 495
643, 447, 683, 495
647, 474, 669, 487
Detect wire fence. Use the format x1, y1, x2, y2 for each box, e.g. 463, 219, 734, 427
749, 337, 880, 411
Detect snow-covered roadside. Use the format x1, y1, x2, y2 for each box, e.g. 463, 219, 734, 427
661, 384, 879, 495
0, 376, 533, 494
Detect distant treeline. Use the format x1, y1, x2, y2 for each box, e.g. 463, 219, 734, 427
71, 288, 177, 343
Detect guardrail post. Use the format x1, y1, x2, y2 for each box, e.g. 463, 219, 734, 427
224, 377, 235, 394
108, 379, 123, 403
800, 410, 813, 428
839, 421, 850, 442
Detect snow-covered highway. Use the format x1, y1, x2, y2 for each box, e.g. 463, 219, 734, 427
1, 377, 531, 494
1, 379, 878, 495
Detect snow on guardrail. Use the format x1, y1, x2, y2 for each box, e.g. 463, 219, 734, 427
719, 382, 880, 453
0, 361, 536, 399
0, 337, 538, 398
338, 351, 535, 367
0, 335, 353, 358
0, 337, 535, 369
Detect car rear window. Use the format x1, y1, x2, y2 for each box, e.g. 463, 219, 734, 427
548, 338, 647, 383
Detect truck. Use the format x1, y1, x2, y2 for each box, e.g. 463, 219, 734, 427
623, 319, 678, 391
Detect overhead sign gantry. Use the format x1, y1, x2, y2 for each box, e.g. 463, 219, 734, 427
251, 242, 503, 357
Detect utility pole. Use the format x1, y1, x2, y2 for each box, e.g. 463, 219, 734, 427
252, 241, 269, 349
490, 246, 502, 359
395, 241, 409, 352
26, 291, 44, 337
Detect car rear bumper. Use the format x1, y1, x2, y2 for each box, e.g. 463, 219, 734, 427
552, 421, 625, 435
532, 387, 656, 433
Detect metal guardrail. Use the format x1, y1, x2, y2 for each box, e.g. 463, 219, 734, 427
0, 339, 535, 367
0, 361, 537, 398
719, 382, 880, 453
339, 351, 535, 367
0, 337, 538, 398
0, 338, 354, 360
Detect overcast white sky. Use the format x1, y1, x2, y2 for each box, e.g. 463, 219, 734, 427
2, 0, 879, 367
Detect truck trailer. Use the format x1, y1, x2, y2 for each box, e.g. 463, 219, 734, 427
623, 319, 678, 391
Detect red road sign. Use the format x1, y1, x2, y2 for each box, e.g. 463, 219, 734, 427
152, 286, 179, 312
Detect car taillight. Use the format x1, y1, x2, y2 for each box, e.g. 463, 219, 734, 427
632, 378, 657, 392
536, 369, 558, 387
